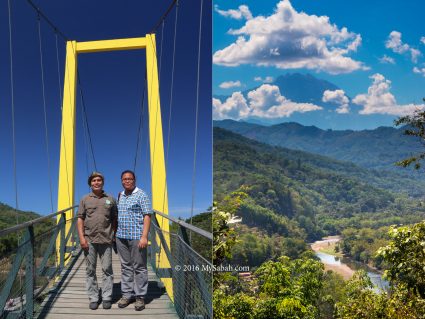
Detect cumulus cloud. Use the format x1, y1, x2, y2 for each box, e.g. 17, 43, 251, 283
214, 4, 253, 20
322, 89, 350, 113
385, 31, 421, 63
213, 0, 367, 74
352, 73, 424, 115
254, 76, 274, 83
413, 66, 425, 77
379, 55, 395, 64
421, 36, 425, 45
213, 84, 322, 120
213, 93, 250, 120
219, 80, 242, 89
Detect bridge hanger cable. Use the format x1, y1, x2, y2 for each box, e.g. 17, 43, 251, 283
77, 73, 98, 172
37, 14, 55, 214
79, 86, 91, 178
7, 0, 19, 215
161, 0, 179, 223
134, 74, 147, 172
190, 0, 204, 231
8, 0, 24, 305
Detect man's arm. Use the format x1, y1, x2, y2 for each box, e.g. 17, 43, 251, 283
112, 197, 118, 239
139, 214, 151, 249
77, 217, 89, 251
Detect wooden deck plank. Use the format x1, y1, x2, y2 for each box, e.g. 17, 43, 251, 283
37, 252, 179, 319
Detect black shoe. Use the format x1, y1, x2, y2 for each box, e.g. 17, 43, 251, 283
135, 297, 145, 311
89, 302, 99, 310
103, 301, 112, 309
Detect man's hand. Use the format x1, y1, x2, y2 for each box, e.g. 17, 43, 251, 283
80, 238, 89, 251
138, 237, 148, 249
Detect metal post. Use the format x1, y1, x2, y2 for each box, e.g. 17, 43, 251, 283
60, 213, 66, 270
25, 226, 34, 319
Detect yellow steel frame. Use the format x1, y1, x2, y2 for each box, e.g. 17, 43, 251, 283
56, 35, 173, 299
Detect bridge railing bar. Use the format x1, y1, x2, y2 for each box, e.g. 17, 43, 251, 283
0, 206, 79, 319
154, 209, 213, 240
0, 206, 77, 238
149, 211, 212, 319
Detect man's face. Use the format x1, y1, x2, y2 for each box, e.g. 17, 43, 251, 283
121, 173, 135, 192
90, 176, 104, 192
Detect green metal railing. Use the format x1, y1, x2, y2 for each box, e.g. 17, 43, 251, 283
0, 207, 212, 319
0, 206, 80, 319
150, 210, 213, 319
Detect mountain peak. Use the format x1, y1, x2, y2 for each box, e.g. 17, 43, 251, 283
274, 73, 340, 104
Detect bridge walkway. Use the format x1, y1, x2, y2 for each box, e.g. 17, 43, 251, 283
37, 251, 179, 319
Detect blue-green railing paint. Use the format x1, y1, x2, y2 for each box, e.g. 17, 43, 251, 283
0, 207, 212, 319
0, 206, 78, 319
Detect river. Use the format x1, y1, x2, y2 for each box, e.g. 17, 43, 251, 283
312, 236, 389, 291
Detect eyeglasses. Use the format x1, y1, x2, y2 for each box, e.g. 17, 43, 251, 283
122, 178, 134, 181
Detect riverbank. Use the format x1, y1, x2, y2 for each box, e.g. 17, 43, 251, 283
311, 236, 354, 280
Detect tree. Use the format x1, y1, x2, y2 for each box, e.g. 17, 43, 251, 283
394, 105, 425, 169
377, 222, 425, 297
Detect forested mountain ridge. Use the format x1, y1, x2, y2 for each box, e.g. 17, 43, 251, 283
0, 202, 42, 230
214, 127, 425, 240
214, 119, 423, 174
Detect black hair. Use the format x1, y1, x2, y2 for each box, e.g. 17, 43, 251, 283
121, 170, 136, 180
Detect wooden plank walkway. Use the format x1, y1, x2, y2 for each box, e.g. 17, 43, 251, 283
36, 251, 179, 319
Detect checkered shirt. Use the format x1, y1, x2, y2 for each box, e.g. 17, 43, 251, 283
116, 187, 152, 240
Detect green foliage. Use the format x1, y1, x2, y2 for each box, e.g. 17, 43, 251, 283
339, 227, 389, 268
215, 119, 424, 177
214, 128, 425, 242
395, 107, 425, 169
213, 193, 247, 267
214, 255, 325, 319
231, 226, 307, 267
377, 222, 425, 297
335, 271, 387, 319
0, 202, 55, 256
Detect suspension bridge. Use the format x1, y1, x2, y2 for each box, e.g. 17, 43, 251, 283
0, 0, 212, 318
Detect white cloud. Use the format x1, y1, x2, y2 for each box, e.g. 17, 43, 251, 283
385, 31, 421, 63
322, 89, 350, 113
421, 36, 425, 45
219, 80, 242, 89
413, 66, 425, 77
248, 84, 322, 118
379, 55, 395, 64
353, 73, 424, 115
213, 84, 322, 120
213, 0, 367, 74
254, 76, 274, 83
213, 93, 250, 120
214, 4, 253, 20
411, 48, 421, 63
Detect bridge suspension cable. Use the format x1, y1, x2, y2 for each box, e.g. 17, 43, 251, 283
190, 0, 204, 231
77, 73, 98, 172
37, 14, 55, 214
7, 0, 20, 222
134, 75, 147, 172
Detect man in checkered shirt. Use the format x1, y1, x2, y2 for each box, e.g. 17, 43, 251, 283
116, 170, 152, 311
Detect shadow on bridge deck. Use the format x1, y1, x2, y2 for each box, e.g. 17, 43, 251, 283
36, 251, 179, 319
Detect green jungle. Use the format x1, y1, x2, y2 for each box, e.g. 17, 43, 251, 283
213, 118, 425, 319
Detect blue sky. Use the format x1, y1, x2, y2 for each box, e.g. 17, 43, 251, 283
213, 0, 425, 129
0, 0, 211, 218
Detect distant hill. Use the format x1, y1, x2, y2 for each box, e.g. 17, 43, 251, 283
214, 119, 424, 175
0, 202, 42, 231
0, 202, 56, 256
214, 73, 398, 129
214, 127, 425, 239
